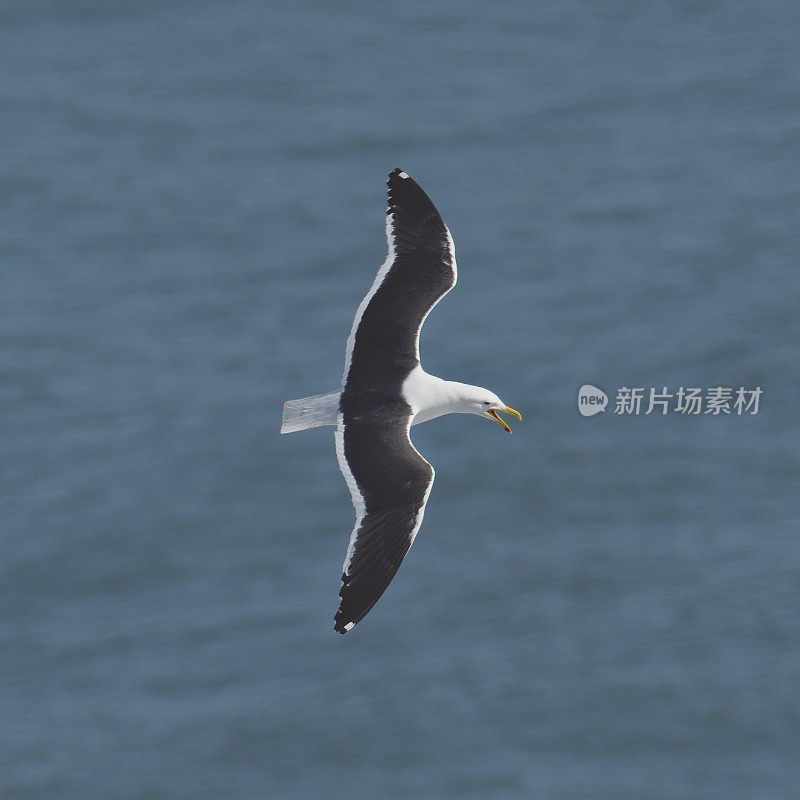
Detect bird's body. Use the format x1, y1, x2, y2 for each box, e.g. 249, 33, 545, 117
281, 169, 520, 633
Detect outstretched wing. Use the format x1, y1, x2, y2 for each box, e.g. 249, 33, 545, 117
332, 169, 451, 633
333, 407, 434, 633
342, 168, 457, 394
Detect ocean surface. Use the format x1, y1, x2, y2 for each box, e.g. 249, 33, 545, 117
2, 2, 799, 798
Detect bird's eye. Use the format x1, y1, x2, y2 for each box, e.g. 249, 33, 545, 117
483, 401, 491, 405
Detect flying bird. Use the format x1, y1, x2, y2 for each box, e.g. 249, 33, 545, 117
281, 169, 521, 633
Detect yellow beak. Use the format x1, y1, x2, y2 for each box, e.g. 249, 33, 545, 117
486, 406, 522, 434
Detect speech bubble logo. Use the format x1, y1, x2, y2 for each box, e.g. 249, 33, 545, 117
577, 384, 608, 416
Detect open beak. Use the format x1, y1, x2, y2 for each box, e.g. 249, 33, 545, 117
486, 406, 522, 434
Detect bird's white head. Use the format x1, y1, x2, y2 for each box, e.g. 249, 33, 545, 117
455, 384, 522, 434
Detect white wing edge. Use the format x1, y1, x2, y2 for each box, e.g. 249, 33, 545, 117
340, 213, 396, 390
413, 225, 457, 360
334, 414, 434, 582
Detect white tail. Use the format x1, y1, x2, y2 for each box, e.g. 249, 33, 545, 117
281, 391, 340, 434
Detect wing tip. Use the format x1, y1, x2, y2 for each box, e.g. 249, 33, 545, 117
334, 573, 357, 634
334, 623, 354, 635
388, 167, 410, 184
334, 613, 356, 635
387, 168, 413, 197
386, 168, 442, 229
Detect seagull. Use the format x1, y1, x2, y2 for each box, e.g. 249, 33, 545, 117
281, 169, 521, 633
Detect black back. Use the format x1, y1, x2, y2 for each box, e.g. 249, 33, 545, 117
342, 168, 456, 410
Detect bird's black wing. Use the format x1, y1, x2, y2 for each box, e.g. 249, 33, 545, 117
333, 405, 434, 634
342, 168, 457, 396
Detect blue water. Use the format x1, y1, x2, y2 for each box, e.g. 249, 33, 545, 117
3, 2, 799, 798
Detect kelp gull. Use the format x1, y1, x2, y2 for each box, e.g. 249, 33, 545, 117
281, 169, 521, 633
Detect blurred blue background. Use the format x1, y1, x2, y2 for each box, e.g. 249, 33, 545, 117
2, 2, 799, 798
